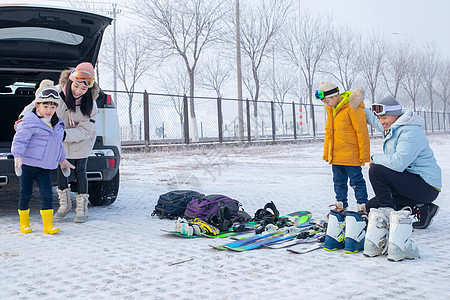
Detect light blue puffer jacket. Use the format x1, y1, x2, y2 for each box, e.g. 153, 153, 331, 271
365, 109, 442, 190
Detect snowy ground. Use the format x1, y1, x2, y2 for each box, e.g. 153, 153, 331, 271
0, 134, 449, 299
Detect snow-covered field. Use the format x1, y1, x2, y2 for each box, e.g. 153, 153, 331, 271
1, 134, 449, 299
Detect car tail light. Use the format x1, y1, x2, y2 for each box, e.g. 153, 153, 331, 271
107, 94, 112, 105
109, 158, 116, 168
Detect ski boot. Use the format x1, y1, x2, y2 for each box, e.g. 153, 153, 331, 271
188, 218, 220, 236
344, 211, 367, 253
363, 207, 392, 257
176, 217, 195, 236
324, 206, 346, 251
387, 208, 420, 262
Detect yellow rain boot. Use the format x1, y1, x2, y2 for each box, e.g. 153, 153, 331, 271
40, 209, 60, 234
18, 209, 32, 234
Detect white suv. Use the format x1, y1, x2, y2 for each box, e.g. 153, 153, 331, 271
0, 5, 120, 206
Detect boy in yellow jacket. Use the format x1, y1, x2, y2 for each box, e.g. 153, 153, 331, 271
316, 81, 370, 253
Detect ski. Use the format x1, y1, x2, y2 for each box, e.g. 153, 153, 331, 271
228, 223, 323, 252
227, 227, 301, 251
284, 210, 312, 218
210, 227, 283, 251
262, 232, 326, 249
224, 231, 284, 251
287, 243, 324, 254
228, 212, 313, 241
260, 221, 327, 249
214, 221, 314, 251
162, 219, 259, 239
199, 228, 250, 239
160, 229, 201, 238
162, 226, 256, 239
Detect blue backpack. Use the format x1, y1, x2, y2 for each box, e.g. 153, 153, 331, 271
152, 190, 204, 219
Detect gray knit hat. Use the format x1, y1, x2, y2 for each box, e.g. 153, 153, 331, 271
373, 95, 403, 116
34, 79, 61, 106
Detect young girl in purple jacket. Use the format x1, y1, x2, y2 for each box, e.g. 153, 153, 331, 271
12, 80, 74, 234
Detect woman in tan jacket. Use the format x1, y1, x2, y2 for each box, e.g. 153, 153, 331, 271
19, 62, 99, 223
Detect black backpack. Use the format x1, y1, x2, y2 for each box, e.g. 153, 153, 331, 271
152, 190, 204, 219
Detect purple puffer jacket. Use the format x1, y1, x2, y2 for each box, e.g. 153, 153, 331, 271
12, 111, 66, 170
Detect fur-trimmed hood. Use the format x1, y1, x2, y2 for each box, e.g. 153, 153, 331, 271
58, 69, 100, 100
348, 88, 365, 109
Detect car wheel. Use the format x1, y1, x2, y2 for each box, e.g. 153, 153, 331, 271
88, 170, 120, 206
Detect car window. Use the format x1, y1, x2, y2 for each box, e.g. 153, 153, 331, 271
0, 27, 83, 45
0, 82, 36, 95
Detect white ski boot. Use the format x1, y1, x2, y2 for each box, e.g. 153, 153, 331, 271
363, 207, 392, 257
387, 208, 420, 262
324, 209, 346, 251
344, 211, 367, 253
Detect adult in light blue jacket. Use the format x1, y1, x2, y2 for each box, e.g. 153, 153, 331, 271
365, 95, 441, 229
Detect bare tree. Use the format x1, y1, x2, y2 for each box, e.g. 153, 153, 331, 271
282, 11, 332, 137
401, 50, 423, 112
421, 43, 440, 132
242, 66, 256, 101
435, 60, 450, 128
268, 66, 296, 135
238, 0, 292, 138
383, 40, 413, 98
156, 63, 190, 137
321, 26, 361, 91
357, 33, 386, 105
197, 56, 232, 98
100, 27, 152, 139
131, 0, 229, 142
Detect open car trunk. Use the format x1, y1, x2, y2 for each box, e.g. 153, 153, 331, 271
0, 4, 111, 149
0, 5, 112, 71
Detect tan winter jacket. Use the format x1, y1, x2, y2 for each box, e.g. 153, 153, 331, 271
57, 70, 99, 159
19, 70, 99, 159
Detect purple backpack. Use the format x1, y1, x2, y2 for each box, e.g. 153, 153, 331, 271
184, 194, 240, 221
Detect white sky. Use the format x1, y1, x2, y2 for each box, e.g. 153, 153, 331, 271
2, 0, 448, 58
303, 0, 449, 58
1, 0, 448, 59
1, 0, 448, 91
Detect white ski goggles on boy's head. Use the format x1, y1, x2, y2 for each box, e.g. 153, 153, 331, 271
35, 88, 61, 101
371, 103, 402, 116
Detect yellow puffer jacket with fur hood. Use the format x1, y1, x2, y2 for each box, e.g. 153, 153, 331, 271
323, 88, 370, 166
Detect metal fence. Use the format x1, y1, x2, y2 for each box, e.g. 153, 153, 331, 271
107, 90, 450, 146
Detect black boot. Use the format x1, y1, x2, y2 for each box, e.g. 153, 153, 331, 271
412, 203, 439, 229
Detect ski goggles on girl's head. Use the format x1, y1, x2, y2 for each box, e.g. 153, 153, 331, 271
371, 103, 402, 116
315, 87, 339, 100
70, 70, 95, 87
35, 88, 60, 101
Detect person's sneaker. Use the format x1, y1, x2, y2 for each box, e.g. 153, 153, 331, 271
412, 203, 439, 229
